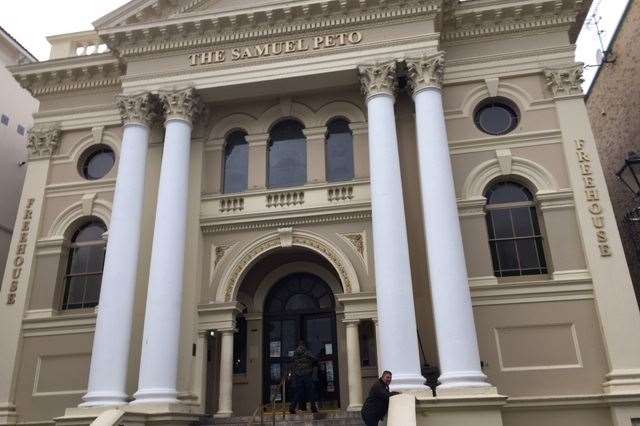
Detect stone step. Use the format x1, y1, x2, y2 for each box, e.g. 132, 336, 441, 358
203, 411, 365, 426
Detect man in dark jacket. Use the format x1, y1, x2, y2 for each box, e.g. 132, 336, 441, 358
361, 371, 400, 426
289, 341, 318, 414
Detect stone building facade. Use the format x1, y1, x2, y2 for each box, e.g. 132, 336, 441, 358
586, 0, 640, 303
1, 1, 640, 426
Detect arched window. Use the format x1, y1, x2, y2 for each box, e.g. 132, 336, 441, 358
268, 120, 307, 188
485, 181, 548, 277
223, 130, 249, 193
61, 219, 107, 310
325, 118, 354, 182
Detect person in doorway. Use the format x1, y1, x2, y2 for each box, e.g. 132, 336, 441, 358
289, 340, 319, 414
361, 371, 400, 426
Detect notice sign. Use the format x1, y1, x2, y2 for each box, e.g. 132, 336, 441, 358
188, 31, 363, 66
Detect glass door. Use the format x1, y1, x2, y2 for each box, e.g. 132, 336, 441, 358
303, 313, 340, 408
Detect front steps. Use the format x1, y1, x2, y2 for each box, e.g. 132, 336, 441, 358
203, 411, 365, 426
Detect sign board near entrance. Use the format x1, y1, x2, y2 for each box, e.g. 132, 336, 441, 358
188, 31, 363, 66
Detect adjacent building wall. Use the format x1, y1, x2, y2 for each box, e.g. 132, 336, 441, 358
0, 30, 38, 284
587, 0, 640, 303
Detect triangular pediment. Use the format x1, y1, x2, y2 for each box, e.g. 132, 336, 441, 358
94, 0, 302, 30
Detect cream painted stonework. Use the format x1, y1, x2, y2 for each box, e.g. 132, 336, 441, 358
2, 0, 640, 426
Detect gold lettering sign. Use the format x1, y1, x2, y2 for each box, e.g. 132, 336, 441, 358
574, 140, 611, 257
6, 198, 35, 305
189, 31, 363, 66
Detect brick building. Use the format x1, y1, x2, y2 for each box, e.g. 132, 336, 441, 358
587, 0, 640, 303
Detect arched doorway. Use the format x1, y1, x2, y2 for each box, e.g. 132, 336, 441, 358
263, 272, 340, 409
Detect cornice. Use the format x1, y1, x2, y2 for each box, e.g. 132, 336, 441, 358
201, 209, 372, 234
10, 54, 123, 97
101, 0, 440, 57
442, 0, 585, 41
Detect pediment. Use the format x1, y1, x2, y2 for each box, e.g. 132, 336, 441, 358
93, 0, 306, 30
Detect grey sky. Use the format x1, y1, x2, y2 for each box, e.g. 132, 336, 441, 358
0, 0, 630, 91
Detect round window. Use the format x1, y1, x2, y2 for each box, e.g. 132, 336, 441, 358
80, 145, 115, 180
474, 98, 519, 136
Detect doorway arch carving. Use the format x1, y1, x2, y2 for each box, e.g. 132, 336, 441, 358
215, 230, 361, 302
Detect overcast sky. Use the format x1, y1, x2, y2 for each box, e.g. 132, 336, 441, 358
0, 0, 630, 91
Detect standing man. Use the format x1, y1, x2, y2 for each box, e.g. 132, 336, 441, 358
289, 341, 319, 414
361, 371, 400, 426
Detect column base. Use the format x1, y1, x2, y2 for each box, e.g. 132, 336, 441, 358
214, 411, 233, 418
389, 373, 429, 392
346, 404, 363, 412
438, 370, 492, 390
55, 404, 201, 426
0, 402, 18, 425
603, 369, 640, 395
130, 388, 179, 406
79, 390, 129, 407
414, 389, 506, 426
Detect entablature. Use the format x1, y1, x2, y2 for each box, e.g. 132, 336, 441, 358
99, 0, 441, 58
442, 0, 586, 41
9, 54, 123, 97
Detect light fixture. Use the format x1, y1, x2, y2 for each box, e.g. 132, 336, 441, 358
616, 151, 640, 197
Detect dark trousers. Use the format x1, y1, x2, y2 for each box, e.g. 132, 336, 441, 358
361, 413, 380, 426
290, 374, 316, 410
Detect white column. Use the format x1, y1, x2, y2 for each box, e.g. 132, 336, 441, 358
406, 53, 490, 390
215, 329, 235, 417
345, 320, 363, 411
358, 61, 426, 391
132, 88, 204, 405
81, 93, 157, 407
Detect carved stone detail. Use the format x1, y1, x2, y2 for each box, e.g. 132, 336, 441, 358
159, 87, 205, 124
544, 64, 584, 97
116, 92, 159, 126
27, 124, 62, 159
406, 51, 445, 93
223, 235, 353, 302
209, 242, 237, 289
358, 60, 398, 99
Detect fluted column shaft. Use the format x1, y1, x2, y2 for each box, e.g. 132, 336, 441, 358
81, 93, 157, 407
133, 88, 204, 405
358, 61, 426, 391
406, 53, 489, 390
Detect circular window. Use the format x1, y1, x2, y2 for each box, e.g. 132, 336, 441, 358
80, 145, 115, 180
474, 98, 519, 136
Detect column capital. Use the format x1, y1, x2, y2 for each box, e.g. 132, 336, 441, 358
358, 60, 398, 101
159, 87, 206, 124
115, 92, 159, 127
303, 126, 327, 140
27, 124, 62, 159
245, 133, 270, 146
544, 64, 584, 98
343, 318, 361, 326
406, 51, 445, 95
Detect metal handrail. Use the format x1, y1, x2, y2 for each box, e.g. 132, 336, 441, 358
247, 373, 290, 426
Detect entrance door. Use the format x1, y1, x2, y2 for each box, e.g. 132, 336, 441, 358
263, 273, 340, 409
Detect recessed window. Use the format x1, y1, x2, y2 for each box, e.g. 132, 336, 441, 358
223, 131, 249, 193
62, 219, 107, 310
1, 115, 8, 126
268, 120, 307, 188
474, 98, 519, 136
326, 118, 354, 182
485, 181, 548, 277
17, 125, 25, 136
79, 145, 115, 180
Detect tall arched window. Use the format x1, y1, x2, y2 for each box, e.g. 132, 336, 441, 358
325, 118, 354, 182
485, 181, 548, 277
61, 219, 107, 310
223, 130, 249, 193
268, 120, 307, 188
